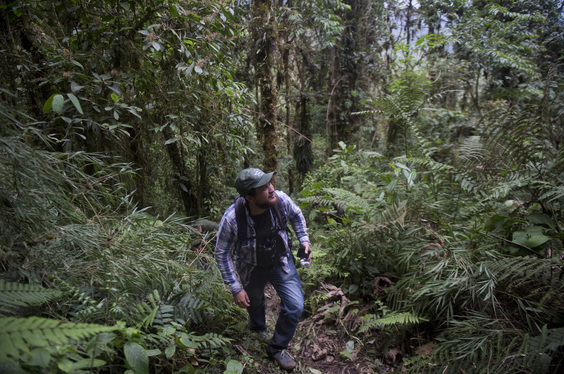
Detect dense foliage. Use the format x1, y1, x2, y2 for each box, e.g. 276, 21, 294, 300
1, 0, 563, 373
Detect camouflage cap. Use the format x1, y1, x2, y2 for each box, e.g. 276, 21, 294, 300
235, 168, 276, 196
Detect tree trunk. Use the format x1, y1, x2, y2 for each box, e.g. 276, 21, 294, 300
294, 94, 313, 183
326, 46, 342, 156
282, 38, 294, 193
252, 0, 279, 172
326, 0, 372, 154
161, 125, 198, 217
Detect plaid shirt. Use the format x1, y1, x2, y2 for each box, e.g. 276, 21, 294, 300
215, 190, 310, 294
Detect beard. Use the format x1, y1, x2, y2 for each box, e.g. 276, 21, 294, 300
255, 202, 270, 210
255, 194, 278, 210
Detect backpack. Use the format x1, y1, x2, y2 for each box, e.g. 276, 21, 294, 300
234, 196, 293, 250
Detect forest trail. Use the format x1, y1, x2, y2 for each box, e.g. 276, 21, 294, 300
260, 283, 397, 374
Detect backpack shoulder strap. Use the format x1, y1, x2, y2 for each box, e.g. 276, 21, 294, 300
234, 196, 248, 242
273, 195, 294, 250
272, 198, 288, 229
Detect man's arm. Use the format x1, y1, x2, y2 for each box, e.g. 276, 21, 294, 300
277, 191, 311, 257
214, 208, 244, 295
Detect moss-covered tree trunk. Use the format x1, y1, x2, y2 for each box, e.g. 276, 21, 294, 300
161, 125, 198, 217
294, 94, 313, 188
326, 45, 342, 156
252, 0, 279, 172
326, 0, 375, 155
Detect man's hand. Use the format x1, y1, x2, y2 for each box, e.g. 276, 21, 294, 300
302, 243, 312, 261
233, 289, 250, 308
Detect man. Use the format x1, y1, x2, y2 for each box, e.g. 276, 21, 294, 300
215, 168, 311, 371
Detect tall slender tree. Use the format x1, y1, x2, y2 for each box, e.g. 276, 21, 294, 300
251, 0, 280, 172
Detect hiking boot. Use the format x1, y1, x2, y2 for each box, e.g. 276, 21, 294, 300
252, 329, 269, 343
268, 349, 296, 371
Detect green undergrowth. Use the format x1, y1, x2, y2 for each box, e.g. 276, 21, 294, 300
295, 139, 564, 373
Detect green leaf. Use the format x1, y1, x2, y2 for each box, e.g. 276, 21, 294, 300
70, 358, 106, 370
67, 93, 83, 114
124, 342, 149, 374
43, 94, 55, 114
525, 234, 550, 248
526, 212, 555, 228
165, 344, 176, 359
0, 360, 28, 374
28, 348, 50, 368
86, 332, 116, 356
70, 60, 84, 69
52, 94, 65, 113
56, 358, 74, 373
111, 93, 120, 103
178, 334, 198, 349
340, 350, 352, 359
70, 81, 84, 93
145, 349, 160, 356
224, 359, 243, 374
512, 231, 529, 245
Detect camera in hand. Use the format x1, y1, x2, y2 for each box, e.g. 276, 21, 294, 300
297, 245, 310, 268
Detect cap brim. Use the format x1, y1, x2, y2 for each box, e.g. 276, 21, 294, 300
253, 171, 276, 189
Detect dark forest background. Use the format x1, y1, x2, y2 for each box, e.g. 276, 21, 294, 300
1, 0, 563, 373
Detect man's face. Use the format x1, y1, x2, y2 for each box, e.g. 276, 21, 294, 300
248, 182, 276, 209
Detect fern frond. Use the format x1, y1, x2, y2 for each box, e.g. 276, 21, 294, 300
0, 317, 118, 359
323, 187, 371, 211
57, 278, 105, 321
491, 256, 564, 291
359, 312, 428, 333
0, 280, 62, 316
299, 195, 335, 209
134, 290, 161, 330
411, 324, 564, 374
539, 184, 564, 203
130, 289, 207, 330
170, 291, 205, 325
458, 135, 485, 162
555, 145, 564, 169
191, 332, 232, 350
301, 188, 371, 212
393, 156, 453, 173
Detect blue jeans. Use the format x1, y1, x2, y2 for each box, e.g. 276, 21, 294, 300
244, 259, 303, 352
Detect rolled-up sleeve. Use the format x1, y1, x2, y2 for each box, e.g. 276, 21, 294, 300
214, 207, 244, 294
278, 191, 311, 247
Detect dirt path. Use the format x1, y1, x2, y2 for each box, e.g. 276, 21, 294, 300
263, 283, 390, 374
